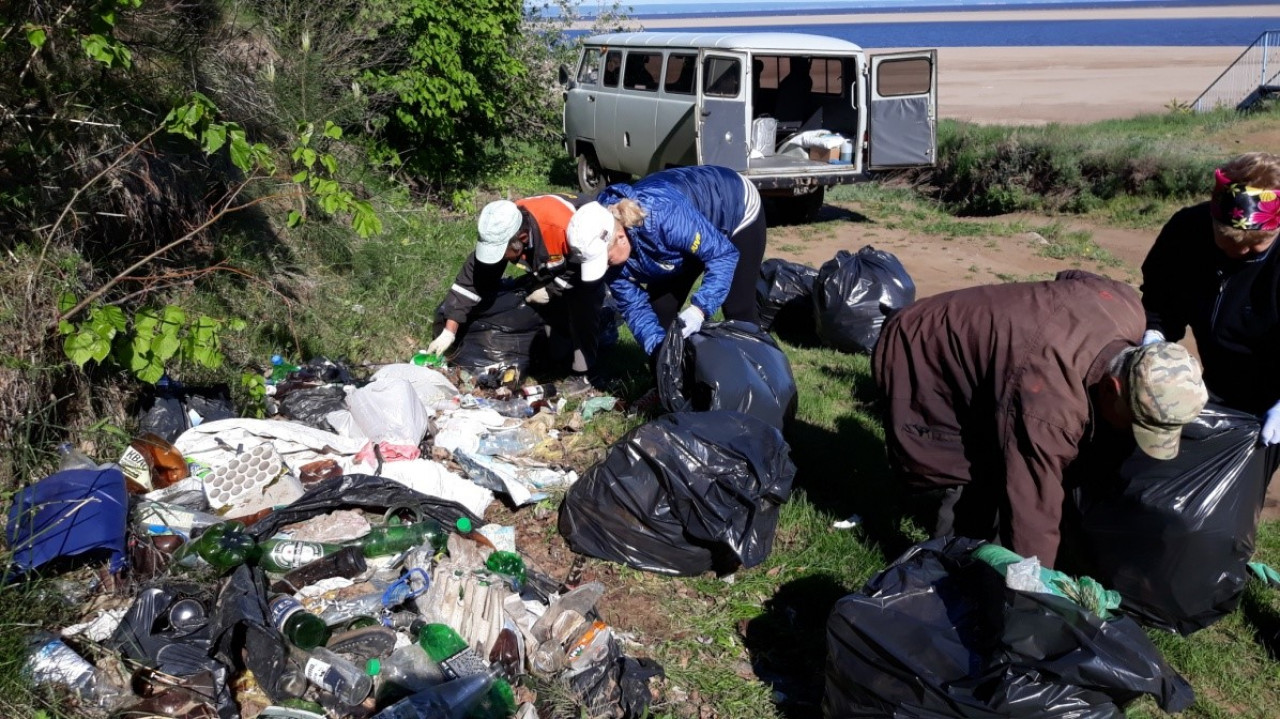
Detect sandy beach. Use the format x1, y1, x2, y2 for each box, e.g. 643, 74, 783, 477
574, 4, 1280, 125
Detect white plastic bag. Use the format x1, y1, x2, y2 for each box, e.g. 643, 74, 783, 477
345, 378, 429, 445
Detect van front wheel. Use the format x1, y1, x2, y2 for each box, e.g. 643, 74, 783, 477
577, 153, 609, 195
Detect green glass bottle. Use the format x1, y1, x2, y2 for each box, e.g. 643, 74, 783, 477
417, 623, 515, 719
258, 538, 344, 573
350, 520, 447, 558
484, 551, 526, 590
269, 594, 332, 650
180, 521, 259, 571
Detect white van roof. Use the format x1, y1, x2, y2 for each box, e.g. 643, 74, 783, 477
582, 31, 864, 54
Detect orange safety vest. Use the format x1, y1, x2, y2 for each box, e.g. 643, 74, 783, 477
516, 194, 576, 266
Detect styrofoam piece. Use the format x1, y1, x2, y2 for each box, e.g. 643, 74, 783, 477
174, 418, 366, 477
203, 443, 284, 510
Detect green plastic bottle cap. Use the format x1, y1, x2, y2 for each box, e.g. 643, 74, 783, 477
456, 517, 473, 533
366, 657, 380, 676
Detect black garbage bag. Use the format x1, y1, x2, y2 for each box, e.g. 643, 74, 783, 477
823, 537, 1194, 719
558, 411, 795, 576
278, 385, 347, 431
756, 258, 819, 338
136, 378, 236, 443
1069, 403, 1280, 635
246, 474, 478, 540
208, 565, 297, 711
567, 632, 665, 719
434, 288, 543, 374
655, 320, 797, 431
812, 246, 915, 354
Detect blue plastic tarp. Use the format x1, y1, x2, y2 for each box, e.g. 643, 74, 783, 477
6, 468, 128, 576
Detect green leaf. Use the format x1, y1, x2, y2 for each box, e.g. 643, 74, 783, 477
57, 292, 76, 313
351, 201, 383, 238
81, 34, 112, 64
136, 358, 165, 384
58, 320, 75, 335
299, 147, 317, 169
229, 137, 252, 171
192, 344, 221, 369
320, 153, 338, 175
228, 318, 247, 331
88, 332, 111, 363
64, 332, 99, 368
203, 123, 227, 155
134, 307, 160, 339
97, 305, 127, 332
161, 305, 187, 328
291, 170, 308, 183
25, 26, 46, 49
151, 332, 180, 361
323, 121, 343, 140
129, 336, 152, 372
287, 210, 303, 228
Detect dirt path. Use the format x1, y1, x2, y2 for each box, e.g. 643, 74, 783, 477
764, 197, 1280, 520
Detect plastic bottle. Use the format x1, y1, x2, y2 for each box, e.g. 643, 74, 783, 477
270, 594, 332, 650
292, 645, 374, 706
55, 442, 98, 472
318, 568, 430, 626
453, 518, 496, 550
118, 432, 191, 493
270, 354, 303, 383
840, 139, 853, 163
271, 546, 368, 594
410, 351, 445, 368
374, 644, 446, 705
26, 632, 126, 709
371, 665, 503, 719
474, 428, 538, 456
485, 399, 535, 419
520, 383, 557, 400
258, 539, 344, 573
178, 521, 259, 571
349, 520, 447, 558
484, 551, 526, 590
132, 500, 222, 540
418, 623, 488, 681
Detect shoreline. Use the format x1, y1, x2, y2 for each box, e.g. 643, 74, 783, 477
571, 4, 1280, 30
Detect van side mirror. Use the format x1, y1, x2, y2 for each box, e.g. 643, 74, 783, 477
558, 64, 574, 88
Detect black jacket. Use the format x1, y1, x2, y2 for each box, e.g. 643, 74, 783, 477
1141, 201, 1280, 413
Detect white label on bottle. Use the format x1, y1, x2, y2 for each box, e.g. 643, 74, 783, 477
304, 658, 335, 687
118, 445, 153, 491
28, 640, 95, 686
268, 542, 326, 569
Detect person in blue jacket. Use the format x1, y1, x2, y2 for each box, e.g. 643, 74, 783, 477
565, 165, 766, 356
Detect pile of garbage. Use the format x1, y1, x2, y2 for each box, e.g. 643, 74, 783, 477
7, 355, 667, 719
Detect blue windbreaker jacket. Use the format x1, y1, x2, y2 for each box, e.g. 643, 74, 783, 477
597, 165, 750, 354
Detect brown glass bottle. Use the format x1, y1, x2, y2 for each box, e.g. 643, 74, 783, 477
119, 432, 190, 493
270, 546, 368, 594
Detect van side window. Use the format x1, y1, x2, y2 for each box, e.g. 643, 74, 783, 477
578, 48, 602, 86
703, 57, 741, 98
623, 52, 661, 92
664, 53, 696, 95
602, 50, 622, 87
877, 57, 932, 96
811, 57, 846, 96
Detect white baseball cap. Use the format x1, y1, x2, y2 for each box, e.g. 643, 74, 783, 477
476, 200, 522, 265
567, 201, 616, 282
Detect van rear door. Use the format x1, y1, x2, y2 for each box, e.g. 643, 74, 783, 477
867, 50, 937, 169
696, 50, 749, 171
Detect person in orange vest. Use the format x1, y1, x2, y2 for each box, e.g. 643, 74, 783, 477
428, 195, 606, 376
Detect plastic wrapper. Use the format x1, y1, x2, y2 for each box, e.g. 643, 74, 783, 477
656, 320, 798, 431
278, 385, 347, 430
566, 633, 664, 719
822, 537, 1194, 719
558, 411, 795, 576
345, 378, 429, 446
755, 258, 819, 338
1069, 403, 1280, 635
245, 474, 478, 541
812, 246, 916, 354
6, 467, 128, 576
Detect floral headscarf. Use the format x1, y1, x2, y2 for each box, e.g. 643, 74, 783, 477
1211, 168, 1280, 232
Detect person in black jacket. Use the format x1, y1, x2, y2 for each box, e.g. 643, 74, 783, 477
1140, 151, 1280, 439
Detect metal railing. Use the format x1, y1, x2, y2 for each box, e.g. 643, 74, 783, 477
1193, 29, 1280, 112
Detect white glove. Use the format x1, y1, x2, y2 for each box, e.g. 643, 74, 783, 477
426, 329, 455, 356
678, 306, 704, 338
1263, 401, 1280, 446
526, 287, 551, 304
1141, 329, 1165, 346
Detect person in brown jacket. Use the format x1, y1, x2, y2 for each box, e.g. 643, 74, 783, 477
872, 270, 1209, 567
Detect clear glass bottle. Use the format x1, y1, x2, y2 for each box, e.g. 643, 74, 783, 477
292, 645, 373, 707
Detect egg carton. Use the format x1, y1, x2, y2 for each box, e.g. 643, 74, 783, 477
203, 443, 285, 510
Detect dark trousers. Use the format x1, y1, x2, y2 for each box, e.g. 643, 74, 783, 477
647, 211, 767, 332
544, 280, 605, 374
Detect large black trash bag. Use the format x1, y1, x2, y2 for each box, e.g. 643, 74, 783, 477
655, 320, 798, 431
823, 537, 1194, 719
812, 246, 915, 354
136, 378, 236, 443
1070, 403, 1280, 635
756, 258, 819, 339
559, 411, 795, 576
435, 287, 573, 375
246, 475, 478, 540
